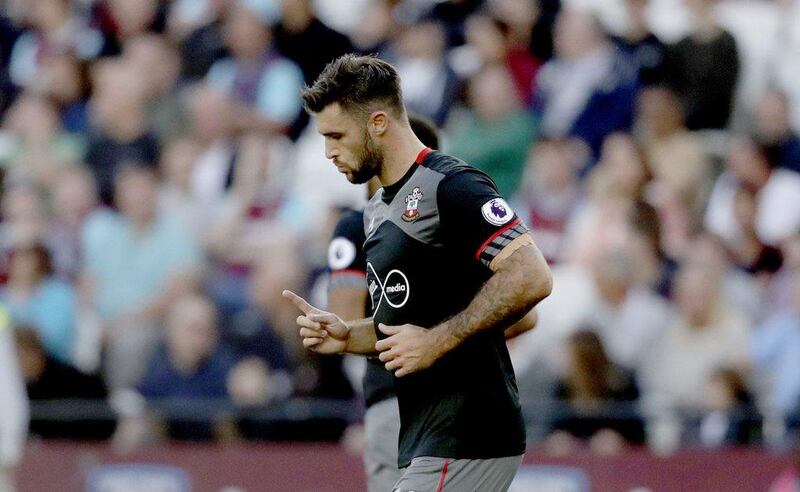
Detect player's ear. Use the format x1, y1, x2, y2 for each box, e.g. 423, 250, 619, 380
368, 111, 388, 137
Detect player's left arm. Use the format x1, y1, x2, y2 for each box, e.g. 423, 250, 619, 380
376, 170, 552, 376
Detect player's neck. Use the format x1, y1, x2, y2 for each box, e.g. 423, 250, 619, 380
378, 128, 427, 188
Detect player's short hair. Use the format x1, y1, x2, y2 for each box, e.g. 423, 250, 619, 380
301, 54, 405, 121
408, 114, 440, 149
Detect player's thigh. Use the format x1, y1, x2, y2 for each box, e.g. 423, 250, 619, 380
364, 398, 402, 492
393, 455, 524, 492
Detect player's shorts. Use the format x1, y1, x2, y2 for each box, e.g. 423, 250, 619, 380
392, 454, 523, 492
364, 397, 402, 492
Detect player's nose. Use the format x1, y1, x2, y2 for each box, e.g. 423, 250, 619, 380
324, 141, 339, 161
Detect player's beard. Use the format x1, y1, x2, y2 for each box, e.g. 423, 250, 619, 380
348, 129, 384, 184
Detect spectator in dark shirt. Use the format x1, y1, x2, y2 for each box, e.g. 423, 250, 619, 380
14, 327, 110, 440
85, 59, 159, 204
545, 330, 643, 455
693, 368, 760, 447
662, 0, 740, 130
753, 89, 800, 174
613, 0, 666, 86
138, 294, 237, 440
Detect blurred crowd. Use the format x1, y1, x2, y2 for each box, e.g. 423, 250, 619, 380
1, 0, 800, 466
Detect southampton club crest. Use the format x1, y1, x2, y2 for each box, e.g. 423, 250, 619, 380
402, 187, 423, 222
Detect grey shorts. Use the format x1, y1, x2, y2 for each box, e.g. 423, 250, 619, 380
393, 454, 523, 492
364, 397, 402, 492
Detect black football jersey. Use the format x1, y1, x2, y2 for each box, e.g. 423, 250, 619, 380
327, 210, 395, 407
364, 148, 528, 467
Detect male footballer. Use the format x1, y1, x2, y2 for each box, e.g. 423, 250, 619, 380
285, 54, 552, 491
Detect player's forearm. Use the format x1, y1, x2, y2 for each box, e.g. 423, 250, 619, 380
503, 307, 538, 340
433, 245, 552, 353
344, 317, 379, 355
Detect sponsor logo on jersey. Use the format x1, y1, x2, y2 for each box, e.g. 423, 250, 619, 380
481, 198, 513, 226
367, 263, 410, 312
402, 187, 423, 222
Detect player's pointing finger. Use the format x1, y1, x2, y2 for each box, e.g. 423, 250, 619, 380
282, 290, 317, 315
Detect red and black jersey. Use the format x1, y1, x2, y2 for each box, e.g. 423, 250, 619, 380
363, 149, 527, 467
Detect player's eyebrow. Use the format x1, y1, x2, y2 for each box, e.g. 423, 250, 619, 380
320, 131, 343, 138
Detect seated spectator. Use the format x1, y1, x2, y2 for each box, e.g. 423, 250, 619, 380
0, 184, 49, 274
123, 34, 186, 143
662, 0, 739, 130
730, 187, 783, 276
85, 60, 159, 204
464, 12, 541, 106
137, 294, 237, 441
514, 138, 583, 264
545, 330, 643, 455
753, 89, 800, 174
447, 64, 536, 197
627, 201, 678, 297
207, 2, 304, 135
642, 261, 750, 412
694, 368, 760, 447
8, 0, 103, 89
167, 0, 228, 80
750, 270, 800, 418
45, 166, 101, 280
14, 326, 110, 439
584, 249, 672, 375
636, 85, 711, 216
274, 0, 354, 85
39, 53, 91, 134
1, 244, 75, 365
0, 93, 84, 185
534, 8, 638, 159
612, 0, 666, 86
81, 164, 203, 390
387, 19, 459, 127
705, 135, 800, 248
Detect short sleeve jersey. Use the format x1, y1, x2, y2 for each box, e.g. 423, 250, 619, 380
327, 210, 395, 407
363, 149, 528, 467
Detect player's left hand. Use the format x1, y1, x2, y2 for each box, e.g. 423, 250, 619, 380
375, 323, 444, 377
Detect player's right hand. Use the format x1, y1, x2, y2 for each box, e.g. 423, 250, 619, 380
282, 290, 349, 354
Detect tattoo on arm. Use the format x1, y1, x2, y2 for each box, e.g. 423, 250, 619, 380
436, 243, 551, 353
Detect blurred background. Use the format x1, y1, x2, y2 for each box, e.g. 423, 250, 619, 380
0, 0, 799, 490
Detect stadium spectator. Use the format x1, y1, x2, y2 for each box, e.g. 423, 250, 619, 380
84, 59, 159, 204
81, 164, 203, 389
166, 0, 229, 80
534, 8, 638, 159
137, 294, 237, 440
514, 138, 582, 264
729, 187, 783, 276
583, 249, 672, 375
1, 244, 76, 365
123, 34, 186, 143
662, 0, 740, 130
0, 185, 49, 257
705, 135, 800, 248
0, 306, 28, 492
464, 9, 541, 105
694, 368, 760, 447
274, 0, 354, 85
207, 1, 304, 134
8, 0, 103, 89
387, 19, 459, 127
38, 53, 92, 134
45, 166, 99, 280
753, 89, 800, 174
635, 85, 711, 217
613, 0, 666, 86
544, 330, 642, 455
14, 326, 109, 440
642, 261, 750, 412
750, 269, 800, 419
448, 64, 536, 197
0, 94, 84, 186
